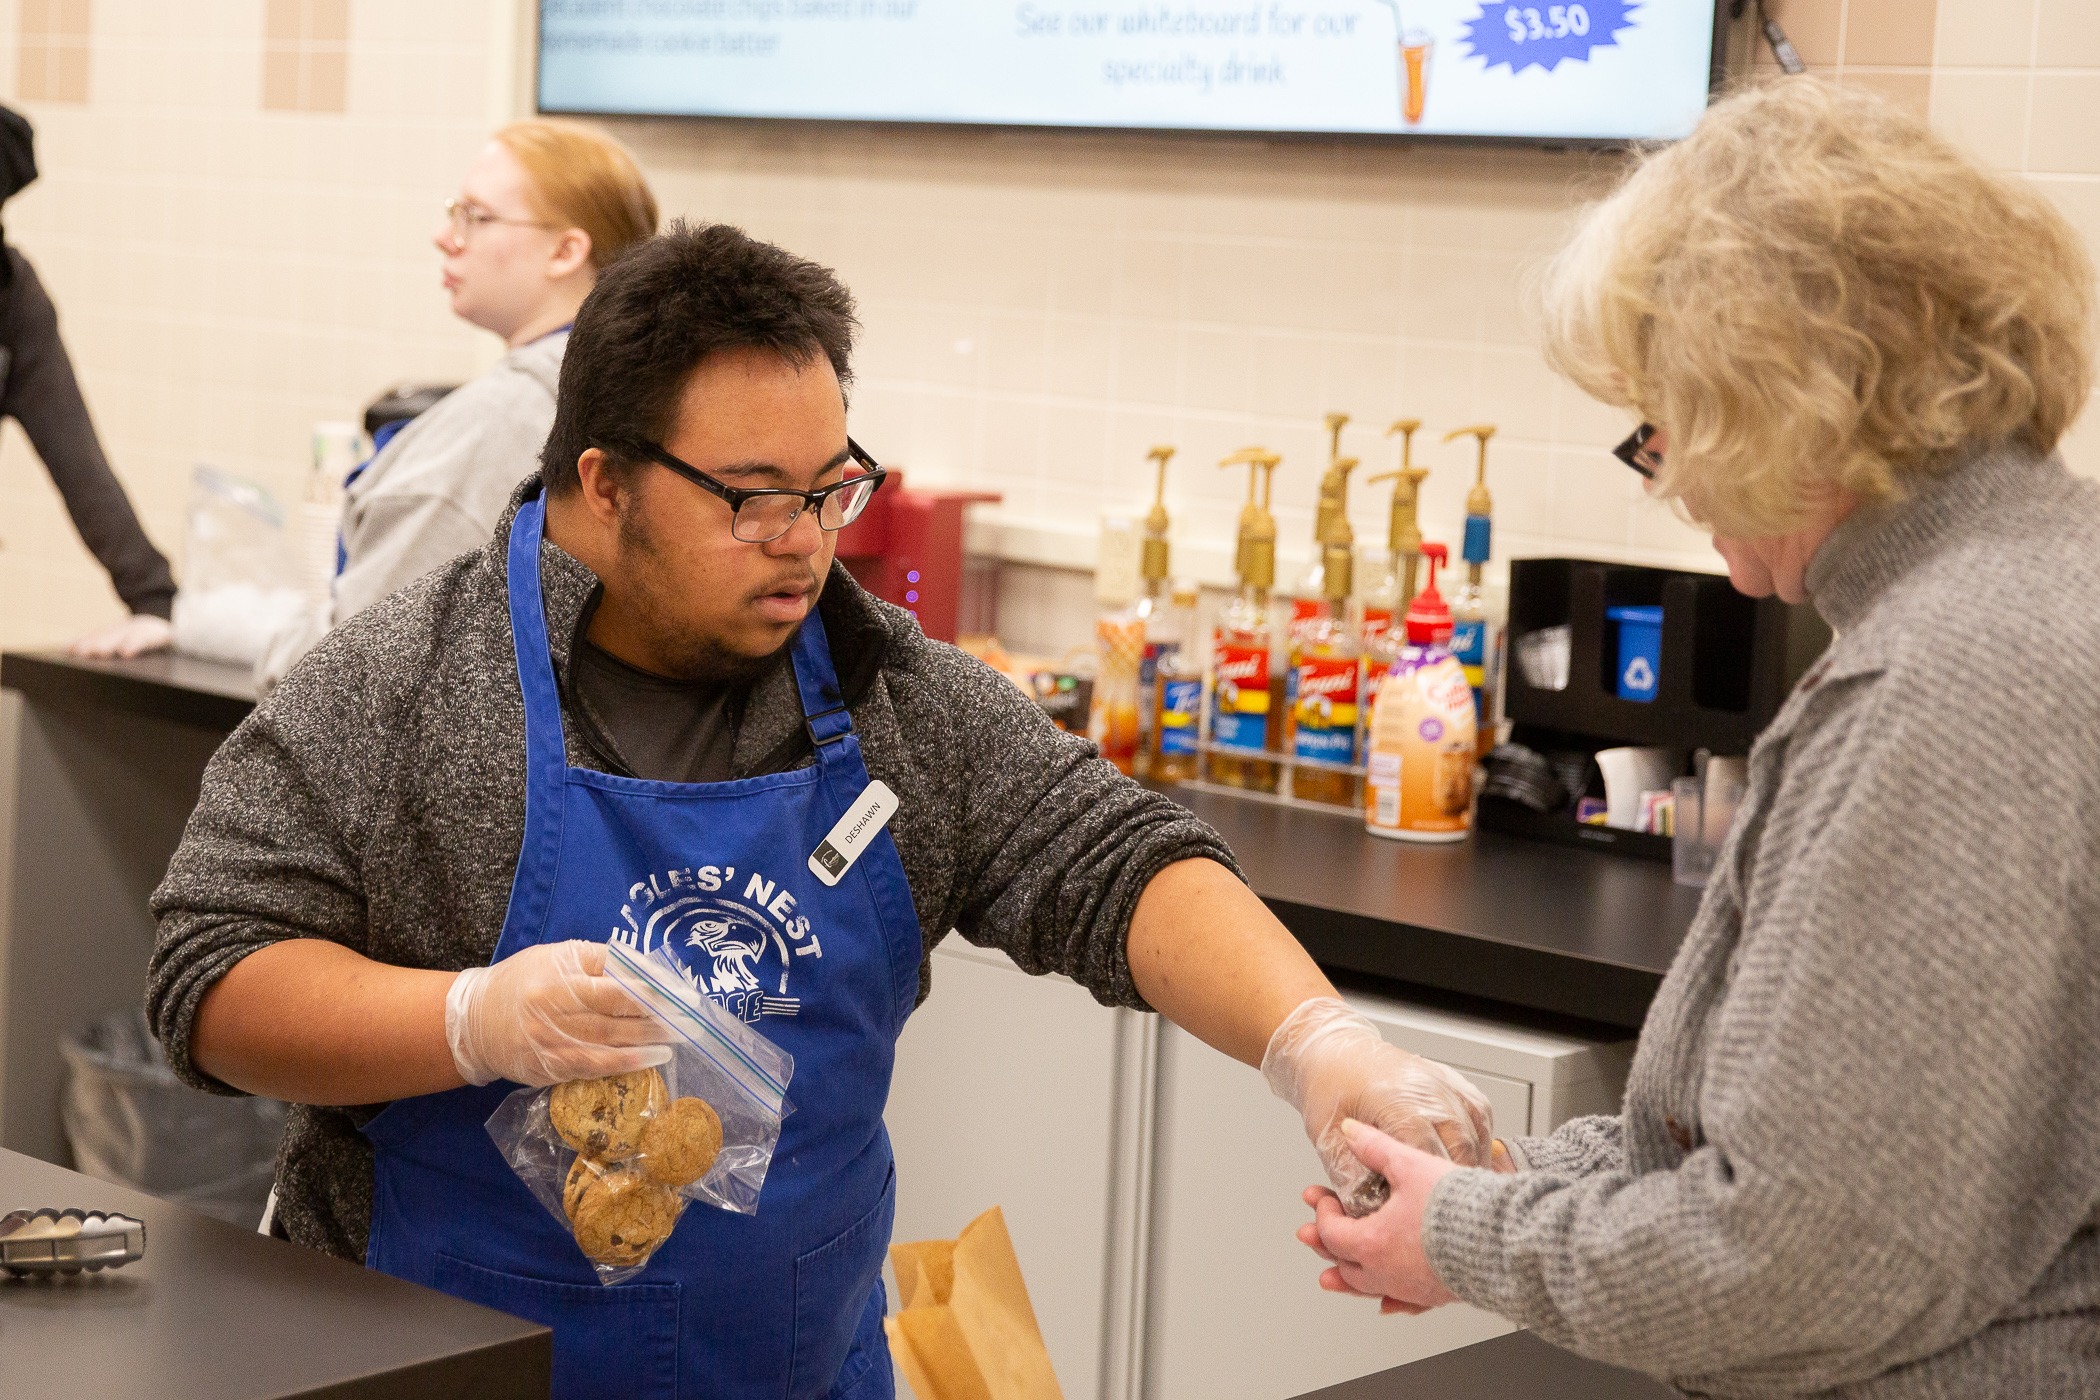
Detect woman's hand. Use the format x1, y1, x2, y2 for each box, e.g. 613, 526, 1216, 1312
70, 613, 172, 659
1295, 1118, 1462, 1313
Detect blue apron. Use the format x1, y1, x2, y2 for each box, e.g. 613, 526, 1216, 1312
359, 490, 923, 1400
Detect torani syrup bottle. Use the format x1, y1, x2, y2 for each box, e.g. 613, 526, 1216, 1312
1209, 449, 1282, 793
1290, 521, 1363, 808
1131, 446, 1176, 778
1150, 580, 1203, 783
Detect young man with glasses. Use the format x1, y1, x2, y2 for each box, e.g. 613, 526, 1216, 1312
149, 222, 1493, 1400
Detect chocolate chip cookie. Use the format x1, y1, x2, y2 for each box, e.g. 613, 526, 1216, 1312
639, 1097, 723, 1190
550, 1067, 667, 1161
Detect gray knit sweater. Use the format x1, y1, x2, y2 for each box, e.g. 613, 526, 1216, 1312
148, 477, 1235, 1263
1425, 445, 2100, 1397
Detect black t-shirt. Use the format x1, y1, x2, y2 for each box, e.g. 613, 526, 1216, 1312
570, 638, 738, 784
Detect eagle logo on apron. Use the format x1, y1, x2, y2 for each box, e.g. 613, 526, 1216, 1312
607, 865, 823, 1024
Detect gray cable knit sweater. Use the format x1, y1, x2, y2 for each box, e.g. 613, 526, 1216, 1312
148, 477, 1236, 1263
1425, 445, 2100, 1397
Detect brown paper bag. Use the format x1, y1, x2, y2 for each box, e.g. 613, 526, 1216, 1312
883, 1206, 1065, 1400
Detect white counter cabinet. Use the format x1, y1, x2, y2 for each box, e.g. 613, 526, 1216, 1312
1142, 991, 1633, 1400
883, 942, 1634, 1400
884, 939, 1153, 1400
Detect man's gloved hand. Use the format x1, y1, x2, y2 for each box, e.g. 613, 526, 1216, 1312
70, 613, 173, 659
1262, 997, 1494, 1216
446, 940, 676, 1088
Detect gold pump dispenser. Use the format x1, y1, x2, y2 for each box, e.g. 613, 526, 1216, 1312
1360, 419, 1429, 726
1141, 446, 1174, 588
1320, 456, 1359, 603
1447, 424, 1497, 545
1211, 448, 1284, 792
1313, 412, 1351, 546
1220, 447, 1280, 591
1369, 418, 1430, 603
1296, 413, 1354, 621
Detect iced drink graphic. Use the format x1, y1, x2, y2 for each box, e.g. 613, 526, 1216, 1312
1374, 3, 1433, 128
1401, 28, 1432, 124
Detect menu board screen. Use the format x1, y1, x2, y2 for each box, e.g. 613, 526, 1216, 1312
539, 1, 1723, 144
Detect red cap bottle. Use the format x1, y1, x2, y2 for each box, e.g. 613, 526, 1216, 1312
1404, 543, 1454, 645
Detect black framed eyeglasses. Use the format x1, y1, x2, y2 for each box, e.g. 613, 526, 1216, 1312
625, 437, 888, 544
1613, 423, 1662, 480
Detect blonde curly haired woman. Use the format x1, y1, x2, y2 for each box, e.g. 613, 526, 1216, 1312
1299, 80, 2100, 1397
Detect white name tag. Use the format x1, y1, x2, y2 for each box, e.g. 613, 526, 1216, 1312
808, 781, 898, 886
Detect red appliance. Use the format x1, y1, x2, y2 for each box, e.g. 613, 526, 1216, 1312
833, 469, 1001, 643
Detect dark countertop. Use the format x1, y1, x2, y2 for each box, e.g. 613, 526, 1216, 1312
1296, 1330, 1674, 1399
3, 650, 1698, 1030
2, 648, 256, 731
0, 1147, 550, 1399
1162, 785, 1696, 1029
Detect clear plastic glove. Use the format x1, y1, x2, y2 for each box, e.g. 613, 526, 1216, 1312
1262, 997, 1494, 1216
70, 613, 173, 659
445, 940, 676, 1088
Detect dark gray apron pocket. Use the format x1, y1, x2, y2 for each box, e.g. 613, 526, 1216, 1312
436, 1250, 681, 1400
788, 1166, 897, 1400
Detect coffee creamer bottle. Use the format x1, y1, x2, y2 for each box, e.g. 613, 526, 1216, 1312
1364, 543, 1476, 842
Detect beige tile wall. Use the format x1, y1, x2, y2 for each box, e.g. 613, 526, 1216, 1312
18, 0, 90, 106
0, 0, 506, 647
1, 0, 2096, 654
263, 0, 350, 115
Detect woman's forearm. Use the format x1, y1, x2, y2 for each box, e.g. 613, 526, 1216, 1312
1127, 857, 1338, 1066
190, 939, 465, 1105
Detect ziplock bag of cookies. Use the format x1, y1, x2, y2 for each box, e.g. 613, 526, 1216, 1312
485, 940, 797, 1283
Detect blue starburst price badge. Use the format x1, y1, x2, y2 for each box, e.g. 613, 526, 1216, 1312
1464, 1, 1640, 73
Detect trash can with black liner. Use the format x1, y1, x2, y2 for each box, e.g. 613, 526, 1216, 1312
59, 1008, 285, 1227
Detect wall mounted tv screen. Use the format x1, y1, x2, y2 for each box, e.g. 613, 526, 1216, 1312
539, 1, 1725, 145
